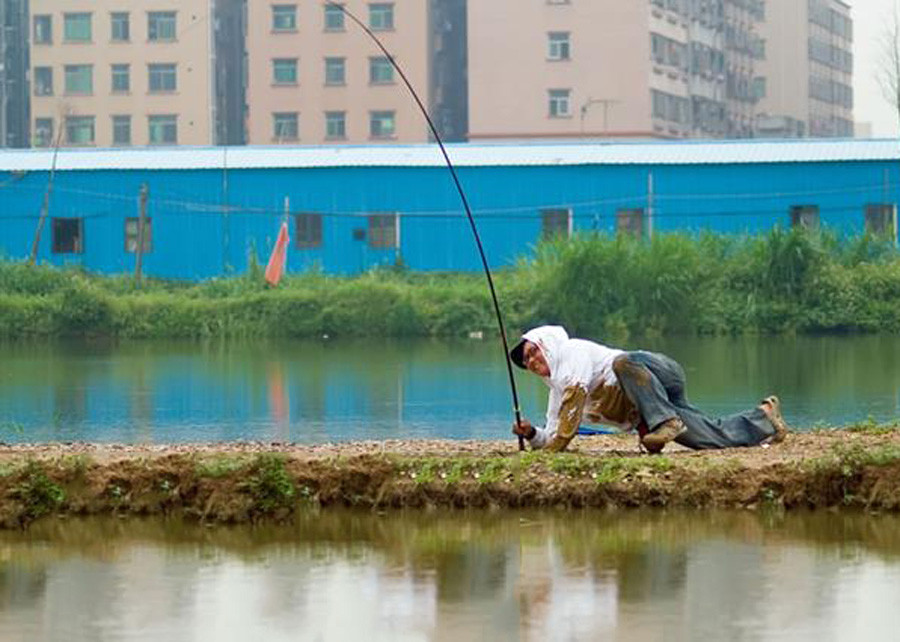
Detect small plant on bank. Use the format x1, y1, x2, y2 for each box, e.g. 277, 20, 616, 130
11, 461, 65, 520
242, 454, 296, 514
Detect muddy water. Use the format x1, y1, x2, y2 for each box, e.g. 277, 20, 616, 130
1, 511, 899, 641
0, 335, 899, 443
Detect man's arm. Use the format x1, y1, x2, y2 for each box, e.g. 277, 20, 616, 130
512, 385, 588, 452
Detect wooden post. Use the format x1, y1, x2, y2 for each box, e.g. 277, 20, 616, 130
28, 124, 64, 265
135, 184, 148, 286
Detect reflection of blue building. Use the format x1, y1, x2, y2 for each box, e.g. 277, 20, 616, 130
1, 140, 898, 279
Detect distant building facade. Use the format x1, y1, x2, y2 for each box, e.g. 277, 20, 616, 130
0, 0, 29, 147
244, 1, 466, 145
467, 0, 764, 141
756, 0, 853, 138
28, 0, 217, 148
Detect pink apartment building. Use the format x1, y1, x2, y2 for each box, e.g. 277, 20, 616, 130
244, 1, 436, 145
467, 0, 765, 141
29, 0, 216, 147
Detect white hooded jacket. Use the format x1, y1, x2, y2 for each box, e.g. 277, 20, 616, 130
520, 326, 634, 450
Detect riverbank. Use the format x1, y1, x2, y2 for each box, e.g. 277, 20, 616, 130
3, 228, 900, 338
1, 427, 898, 528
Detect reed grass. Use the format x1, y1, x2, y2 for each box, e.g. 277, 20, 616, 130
1, 228, 898, 338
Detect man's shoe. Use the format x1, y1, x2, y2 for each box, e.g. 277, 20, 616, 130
760, 395, 789, 444
641, 418, 687, 454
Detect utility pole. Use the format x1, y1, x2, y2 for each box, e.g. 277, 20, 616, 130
29, 125, 65, 265
647, 171, 654, 240
135, 184, 148, 285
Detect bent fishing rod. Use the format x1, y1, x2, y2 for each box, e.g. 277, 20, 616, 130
327, 2, 525, 450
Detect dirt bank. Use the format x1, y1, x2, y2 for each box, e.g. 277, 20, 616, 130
1, 429, 899, 528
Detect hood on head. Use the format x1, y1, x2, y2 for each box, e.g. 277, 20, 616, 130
509, 325, 569, 375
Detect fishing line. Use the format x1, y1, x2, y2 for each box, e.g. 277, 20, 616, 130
327, 2, 525, 450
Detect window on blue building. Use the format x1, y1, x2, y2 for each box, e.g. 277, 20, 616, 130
125, 217, 152, 253
790, 205, 819, 229
52, 218, 84, 254
616, 208, 645, 239
542, 209, 571, 240
865, 204, 896, 238
368, 213, 397, 248
295, 213, 322, 248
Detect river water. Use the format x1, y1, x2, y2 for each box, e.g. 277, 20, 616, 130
0, 510, 898, 641
0, 335, 898, 443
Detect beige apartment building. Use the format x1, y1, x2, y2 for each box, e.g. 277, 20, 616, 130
756, 0, 853, 138
245, 1, 436, 145
29, 1, 215, 148
467, 0, 764, 141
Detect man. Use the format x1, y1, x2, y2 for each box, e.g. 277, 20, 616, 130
510, 325, 788, 453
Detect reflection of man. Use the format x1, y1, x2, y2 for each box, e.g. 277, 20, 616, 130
510, 326, 789, 453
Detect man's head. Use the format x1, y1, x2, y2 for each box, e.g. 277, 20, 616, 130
522, 341, 550, 377
510, 325, 570, 378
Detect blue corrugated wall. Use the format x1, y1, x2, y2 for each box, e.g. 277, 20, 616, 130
1, 158, 897, 279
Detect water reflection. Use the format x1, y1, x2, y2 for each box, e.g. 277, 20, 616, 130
0, 335, 899, 443
0, 511, 899, 641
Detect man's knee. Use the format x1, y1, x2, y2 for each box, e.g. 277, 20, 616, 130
613, 353, 651, 387
612, 354, 632, 377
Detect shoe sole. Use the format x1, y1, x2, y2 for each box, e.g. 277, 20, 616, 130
642, 421, 687, 453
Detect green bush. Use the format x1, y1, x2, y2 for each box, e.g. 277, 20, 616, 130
1, 228, 899, 338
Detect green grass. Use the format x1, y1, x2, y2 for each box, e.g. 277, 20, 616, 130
3, 228, 899, 338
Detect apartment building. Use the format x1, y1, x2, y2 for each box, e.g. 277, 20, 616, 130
246, 1, 455, 145
29, 0, 215, 148
757, 0, 853, 138
468, 0, 764, 141
1, 0, 29, 147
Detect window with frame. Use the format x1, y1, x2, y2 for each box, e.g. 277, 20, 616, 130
112, 115, 131, 145
548, 32, 571, 60
294, 213, 323, 248
548, 89, 571, 117
324, 57, 346, 85
616, 208, 645, 239
66, 116, 95, 145
865, 204, 896, 237
52, 218, 84, 254
273, 58, 298, 84
111, 12, 130, 41
369, 111, 395, 138
369, 3, 394, 30
64, 13, 92, 42
325, 111, 346, 139
33, 67, 53, 96
148, 64, 177, 92
541, 209, 571, 240
148, 12, 176, 41
125, 217, 152, 253
273, 112, 299, 140
148, 115, 177, 144
33, 15, 52, 44
368, 213, 397, 248
324, 4, 345, 30
790, 205, 819, 229
111, 64, 130, 92
34, 118, 53, 147
64, 65, 93, 94
272, 5, 297, 31
369, 56, 394, 84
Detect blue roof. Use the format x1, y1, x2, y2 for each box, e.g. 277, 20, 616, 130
1, 138, 898, 171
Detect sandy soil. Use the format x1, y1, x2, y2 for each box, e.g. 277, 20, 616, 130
0, 429, 895, 467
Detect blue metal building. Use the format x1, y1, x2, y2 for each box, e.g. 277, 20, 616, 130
1, 139, 898, 280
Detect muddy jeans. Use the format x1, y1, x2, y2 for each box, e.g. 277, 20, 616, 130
612, 351, 775, 450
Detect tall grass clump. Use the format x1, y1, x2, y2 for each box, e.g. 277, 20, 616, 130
1, 227, 899, 338
526, 232, 714, 337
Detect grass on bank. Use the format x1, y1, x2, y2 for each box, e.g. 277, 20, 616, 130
2, 227, 899, 339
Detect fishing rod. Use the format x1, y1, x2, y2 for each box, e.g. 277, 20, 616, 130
327, 2, 525, 451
